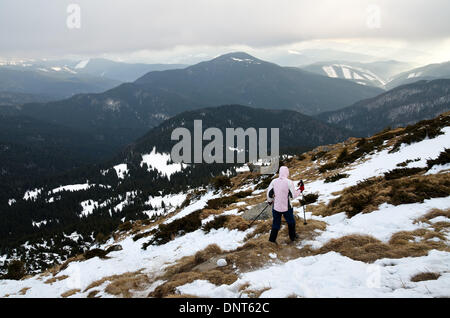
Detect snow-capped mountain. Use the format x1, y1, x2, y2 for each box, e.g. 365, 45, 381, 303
0, 63, 121, 100
386, 61, 450, 89
134, 52, 383, 115
1, 111, 449, 298
0, 58, 187, 82
301, 60, 413, 89
0, 58, 187, 101
303, 63, 386, 88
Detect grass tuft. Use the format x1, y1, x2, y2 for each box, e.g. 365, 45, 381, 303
202, 215, 229, 233
384, 167, 426, 180
325, 173, 350, 183
427, 149, 450, 168
143, 210, 202, 248
410, 272, 441, 282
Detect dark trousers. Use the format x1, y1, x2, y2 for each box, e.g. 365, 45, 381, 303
269, 208, 296, 242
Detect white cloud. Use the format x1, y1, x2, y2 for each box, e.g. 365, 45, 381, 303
0, 0, 449, 65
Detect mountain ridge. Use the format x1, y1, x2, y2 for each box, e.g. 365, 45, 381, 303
134, 52, 383, 115
316, 79, 450, 136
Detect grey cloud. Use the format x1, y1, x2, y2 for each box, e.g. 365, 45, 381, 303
0, 0, 449, 58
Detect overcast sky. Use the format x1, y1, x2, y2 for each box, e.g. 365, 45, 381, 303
1, 0, 449, 65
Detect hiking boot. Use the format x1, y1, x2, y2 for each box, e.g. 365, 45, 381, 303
288, 224, 297, 242
269, 229, 279, 243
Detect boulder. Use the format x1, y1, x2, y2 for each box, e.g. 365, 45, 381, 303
242, 202, 271, 221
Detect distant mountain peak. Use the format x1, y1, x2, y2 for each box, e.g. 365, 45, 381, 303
211, 52, 264, 64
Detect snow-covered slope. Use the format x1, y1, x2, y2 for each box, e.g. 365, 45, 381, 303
387, 61, 450, 89
302, 60, 416, 89
1, 114, 449, 298
302, 62, 388, 88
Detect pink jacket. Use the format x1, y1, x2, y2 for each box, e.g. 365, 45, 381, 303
266, 166, 301, 212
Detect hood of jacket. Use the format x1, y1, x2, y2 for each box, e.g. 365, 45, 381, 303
279, 166, 289, 179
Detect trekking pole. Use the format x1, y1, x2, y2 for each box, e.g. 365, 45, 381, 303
301, 193, 307, 225
299, 180, 307, 225
248, 203, 270, 229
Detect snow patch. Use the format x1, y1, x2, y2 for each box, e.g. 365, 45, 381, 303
426, 163, 450, 175
322, 66, 338, 78
52, 184, 91, 194
23, 188, 42, 201
80, 200, 98, 218
32, 220, 48, 228
141, 147, 185, 180
113, 164, 128, 179
75, 59, 90, 69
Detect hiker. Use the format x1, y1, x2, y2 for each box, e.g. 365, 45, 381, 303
266, 166, 302, 243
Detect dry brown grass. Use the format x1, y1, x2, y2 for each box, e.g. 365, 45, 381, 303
104, 272, 151, 297
41, 254, 85, 277
58, 255, 85, 271
164, 244, 224, 277
309, 201, 329, 216
293, 219, 327, 241
225, 237, 281, 272
194, 244, 223, 264
20, 274, 34, 280
316, 229, 450, 263
81, 270, 154, 298
18, 287, 30, 295
199, 208, 224, 220
148, 218, 325, 298
317, 173, 450, 217
87, 290, 100, 298
84, 277, 108, 292
242, 193, 266, 207
230, 172, 257, 192
149, 270, 238, 298
227, 219, 326, 272
318, 235, 388, 262
288, 153, 327, 182
44, 275, 69, 284
239, 286, 271, 298
415, 208, 450, 224
83, 269, 149, 298
224, 215, 251, 231
245, 219, 273, 241
116, 214, 170, 243
432, 221, 450, 233
61, 289, 80, 298
389, 229, 446, 245
410, 272, 441, 282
